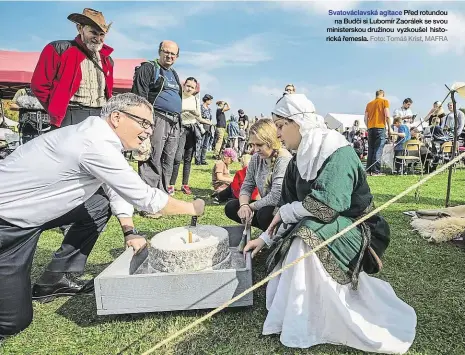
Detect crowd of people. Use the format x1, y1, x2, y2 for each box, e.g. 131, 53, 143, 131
12, 7, 465, 354
337, 92, 465, 176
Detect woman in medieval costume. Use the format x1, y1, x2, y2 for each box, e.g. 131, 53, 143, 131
244, 94, 417, 354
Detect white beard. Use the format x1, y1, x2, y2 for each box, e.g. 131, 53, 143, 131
85, 42, 103, 53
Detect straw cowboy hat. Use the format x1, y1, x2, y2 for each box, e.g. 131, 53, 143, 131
67, 8, 112, 33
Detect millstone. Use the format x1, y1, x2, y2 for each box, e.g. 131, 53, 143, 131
149, 225, 230, 273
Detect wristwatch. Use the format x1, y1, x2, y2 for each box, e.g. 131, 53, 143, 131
123, 228, 139, 237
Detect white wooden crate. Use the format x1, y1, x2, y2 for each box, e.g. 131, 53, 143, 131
94, 225, 253, 315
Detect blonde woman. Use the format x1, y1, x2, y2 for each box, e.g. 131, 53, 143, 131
224, 119, 292, 231
244, 94, 416, 353
284, 84, 296, 94
425, 101, 445, 126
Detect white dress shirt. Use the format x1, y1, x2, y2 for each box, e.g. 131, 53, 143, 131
0, 116, 169, 228
393, 107, 413, 119
443, 110, 465, 136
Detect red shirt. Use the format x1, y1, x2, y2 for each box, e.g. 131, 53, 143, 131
231, 166, 259, 200
31, 36, 114, 127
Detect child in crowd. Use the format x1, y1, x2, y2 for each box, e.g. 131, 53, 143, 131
227, 114, 240, 153
392, 117, 411, 174
352, 131, 364, 159
238, 122, 247, 157
214, 154, 260, 203
212, 148, 237, 196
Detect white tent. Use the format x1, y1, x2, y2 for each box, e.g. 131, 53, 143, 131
324, 113, 366, 132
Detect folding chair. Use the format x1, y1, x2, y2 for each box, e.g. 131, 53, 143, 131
394, 141, 422, 175
441, 142, 459, 171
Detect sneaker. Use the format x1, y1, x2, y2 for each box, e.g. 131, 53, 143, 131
371, 172, 386, 176
167, 185, 175, 196
181, 185, 192, 195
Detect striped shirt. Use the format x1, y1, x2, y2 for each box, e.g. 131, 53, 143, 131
70, 56, 106, 107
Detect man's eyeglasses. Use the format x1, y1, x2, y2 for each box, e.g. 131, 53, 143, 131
118, 111, 154, 130
161, 49, 178, 57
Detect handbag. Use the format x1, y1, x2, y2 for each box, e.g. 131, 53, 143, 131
193, 124, 203, 141
132, 137, 152, 162
196, 122, 206, 135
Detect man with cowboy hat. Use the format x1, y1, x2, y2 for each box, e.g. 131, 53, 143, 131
29, 10, 145, 302
31, 8, 113, 129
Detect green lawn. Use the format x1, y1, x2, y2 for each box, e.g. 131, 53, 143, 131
1, 160, 465, 355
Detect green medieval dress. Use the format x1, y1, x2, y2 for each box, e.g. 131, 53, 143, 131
266, 146, 390, 287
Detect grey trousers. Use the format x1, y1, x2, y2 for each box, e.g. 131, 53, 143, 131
138, 112, 180, 193
0, 189, 111, 337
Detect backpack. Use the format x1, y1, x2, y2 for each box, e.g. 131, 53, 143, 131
131, 60, 182, 162
133, 59, 182, 105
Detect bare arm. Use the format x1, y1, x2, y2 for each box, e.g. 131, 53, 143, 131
9, 103, 19, 111
223, 103, 231, 112
364, 112, 369, 127
217, 172, 233, 183
239, 194, 251, 205
197, 116, 212, 125
118, 216, 135, 233
160, 197, 204, 216
384, 107, 391, 132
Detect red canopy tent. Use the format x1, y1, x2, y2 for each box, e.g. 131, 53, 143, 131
0, 50, 145, 99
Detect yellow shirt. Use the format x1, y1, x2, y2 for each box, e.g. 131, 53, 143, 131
366, 97, 389, 129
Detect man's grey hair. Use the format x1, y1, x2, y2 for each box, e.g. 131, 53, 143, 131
100, 93, 153, 119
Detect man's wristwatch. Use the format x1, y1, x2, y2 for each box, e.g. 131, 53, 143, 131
123, 228, 138, 237
124, 229, 143, 241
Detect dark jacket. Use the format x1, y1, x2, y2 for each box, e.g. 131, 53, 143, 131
131, 60, 182, 106
31, 36, 114, 127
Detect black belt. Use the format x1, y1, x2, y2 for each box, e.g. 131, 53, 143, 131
68, 103, 102, 110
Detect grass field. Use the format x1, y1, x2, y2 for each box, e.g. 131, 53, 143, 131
1, 159, 465, 355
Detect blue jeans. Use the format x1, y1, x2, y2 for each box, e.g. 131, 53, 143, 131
196, 130, 212, 163
366, 128, 386, 173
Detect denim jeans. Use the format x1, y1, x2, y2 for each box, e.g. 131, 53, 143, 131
366, 128, 386, 173
195, 130, 211, 164
171, 126, 196, 186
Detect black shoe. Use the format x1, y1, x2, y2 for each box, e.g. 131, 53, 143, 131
201, 161, 208, 165
32, 275, 94, 303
